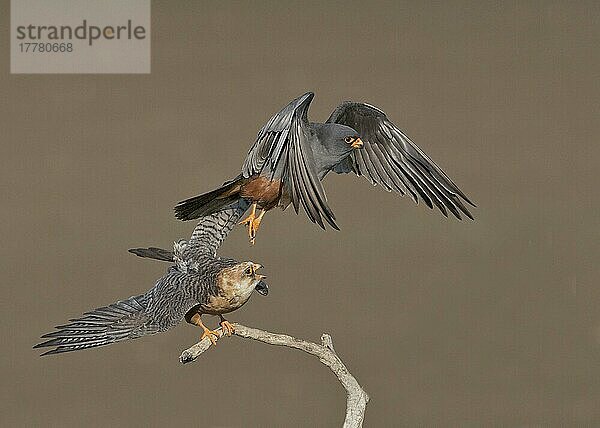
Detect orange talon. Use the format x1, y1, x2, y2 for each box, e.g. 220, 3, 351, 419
239, 203, 257, 244
200, 328, 220, 346
190, 313, 220, 346
239, 203, 266, 245
220, 317, 235, 336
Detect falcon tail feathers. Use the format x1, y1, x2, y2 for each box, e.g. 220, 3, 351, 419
174, 175, 246, 221
34, 294, 157, 356
128, 247, 174, 262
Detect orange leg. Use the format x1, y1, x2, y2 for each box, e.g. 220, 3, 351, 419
239, 203, 267, 245
239, 203, 256, 242
219, 315, 235, 336
250, 210, 266, 244
189, 313, 220, 345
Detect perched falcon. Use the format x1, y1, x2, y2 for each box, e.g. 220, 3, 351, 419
175, 92, 474, 244
34, 200, 268, 356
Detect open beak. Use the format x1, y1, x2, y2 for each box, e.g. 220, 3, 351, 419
255, 280, 269, 296
351, 138, 364, 149
251, 263, 266, 280
251, 262, 268, 290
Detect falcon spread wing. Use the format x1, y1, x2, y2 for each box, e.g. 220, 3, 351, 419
33, 293, 158, 355
184, 199, 250, 257
128, 199, 251, 263
242, 92, 338, 230
327, 102, 474, 219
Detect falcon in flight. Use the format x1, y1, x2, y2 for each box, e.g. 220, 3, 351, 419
34, 200, 268, 355
175, 92, 474, 244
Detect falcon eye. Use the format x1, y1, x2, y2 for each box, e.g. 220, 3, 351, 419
344, 136, 354, 143
244, 266, 254, 276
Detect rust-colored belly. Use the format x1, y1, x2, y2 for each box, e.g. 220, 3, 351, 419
240, 175, 283, 210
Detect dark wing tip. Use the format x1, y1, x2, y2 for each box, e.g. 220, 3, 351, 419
297, 92, 315, 115
325, 210, 340, 230
34, 338, 59, 355
173, 205, 193, 221
462, 205, 475, 221
39, 348, 65, 356
127, 247, 173, 260
445, 198, 475, 221
452, 186, 476, 208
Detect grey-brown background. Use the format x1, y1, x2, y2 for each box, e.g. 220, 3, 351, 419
1, 1, 598, 426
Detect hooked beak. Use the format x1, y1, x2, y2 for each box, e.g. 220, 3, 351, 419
251, 262, 267, 288
255, 280, 269, 296
351, 138, 364, 149
251, 263, 266, 280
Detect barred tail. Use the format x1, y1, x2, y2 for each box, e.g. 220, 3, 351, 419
174, 175, 246, 221
34, 294, 158, 356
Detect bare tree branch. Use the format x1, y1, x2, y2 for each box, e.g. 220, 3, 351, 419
180, 323, 369, 428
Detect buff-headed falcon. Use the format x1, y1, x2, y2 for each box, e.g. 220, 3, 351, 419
35, 201, 268, 355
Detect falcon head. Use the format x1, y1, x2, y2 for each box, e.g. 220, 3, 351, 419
230, 261, 269, 296
315, 123, 363, 161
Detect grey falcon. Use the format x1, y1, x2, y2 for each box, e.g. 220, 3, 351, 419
34, 200, 268, 356
174, 92, 475, 244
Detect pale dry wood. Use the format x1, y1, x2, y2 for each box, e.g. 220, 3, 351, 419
180, 323, 369, 428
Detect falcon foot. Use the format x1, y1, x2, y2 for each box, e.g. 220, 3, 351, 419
219, 318, 235, 336
200, 327, 220, 346
238, 203, 266, 245
190, 313, 220, 346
